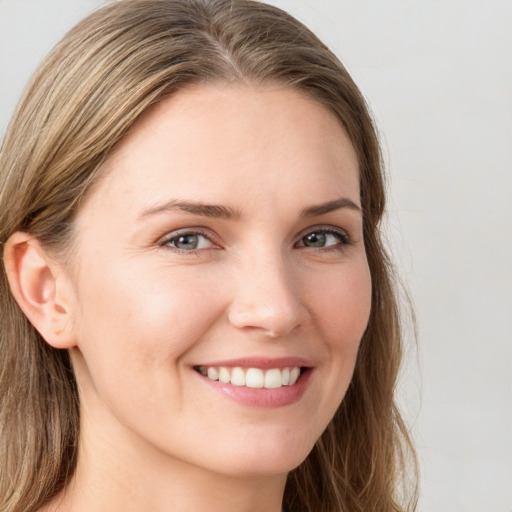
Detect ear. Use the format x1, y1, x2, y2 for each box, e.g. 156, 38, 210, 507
3, 232, 76, 349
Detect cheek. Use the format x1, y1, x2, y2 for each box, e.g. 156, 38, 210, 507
71, 259, 226, 384
69, 260, 231, 438
282, 258, 371, 449
308, 259, 372, 349
306, 256, 371, 405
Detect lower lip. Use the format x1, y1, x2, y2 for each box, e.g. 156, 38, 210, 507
196, 369, 312, 408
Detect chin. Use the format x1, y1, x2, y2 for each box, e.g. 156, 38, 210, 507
204, 432, 315, 478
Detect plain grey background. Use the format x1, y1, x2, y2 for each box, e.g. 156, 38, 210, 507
1, 1, 511, 510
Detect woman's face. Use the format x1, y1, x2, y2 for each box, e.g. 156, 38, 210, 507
66, 85, 372, 477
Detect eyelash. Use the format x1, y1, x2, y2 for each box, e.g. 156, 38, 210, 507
158, 226, 353, 254
295, 227, 353, 251
158, 229, 216, 253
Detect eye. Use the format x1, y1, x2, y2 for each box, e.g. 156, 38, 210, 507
296, 228, 351, 249
160, 231, 215, 252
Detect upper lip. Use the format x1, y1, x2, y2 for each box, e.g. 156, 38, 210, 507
194, 357, 314, 370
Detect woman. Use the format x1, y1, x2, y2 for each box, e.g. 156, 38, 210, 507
0, 1, 417, 511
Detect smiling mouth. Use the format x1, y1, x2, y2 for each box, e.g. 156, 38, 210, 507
194, 365, 306, 389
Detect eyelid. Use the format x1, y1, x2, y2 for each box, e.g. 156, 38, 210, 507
156, 224, 353, 253
158, 227, 220, 252
294, 225, 353, 248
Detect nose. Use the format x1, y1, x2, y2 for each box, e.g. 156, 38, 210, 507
227, 252, 310, 338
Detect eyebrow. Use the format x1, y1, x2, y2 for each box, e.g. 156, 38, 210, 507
139, 200, 241, 220
301, 197, 361, 217
138, 197, 361, 221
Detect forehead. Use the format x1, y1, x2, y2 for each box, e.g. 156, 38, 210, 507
81, 84, 360, 217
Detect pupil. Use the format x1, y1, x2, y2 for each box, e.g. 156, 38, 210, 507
176, 234, 198, 249
305, 232, 326, 247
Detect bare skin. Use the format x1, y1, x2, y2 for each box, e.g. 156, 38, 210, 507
17, 85, 371, 512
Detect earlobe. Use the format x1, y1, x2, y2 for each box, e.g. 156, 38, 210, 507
3, 232, 76, 349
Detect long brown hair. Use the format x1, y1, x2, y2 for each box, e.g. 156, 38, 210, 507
0, 1, 417, 511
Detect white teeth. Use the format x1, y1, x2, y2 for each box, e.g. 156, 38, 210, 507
230, 367, 246, 387
245, 368, 264, 388
199, 366, 303, 388
218, 367, 231, 383
207, 367, 219, 380
264, 368, 283, 389
289, 367, 300, 386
